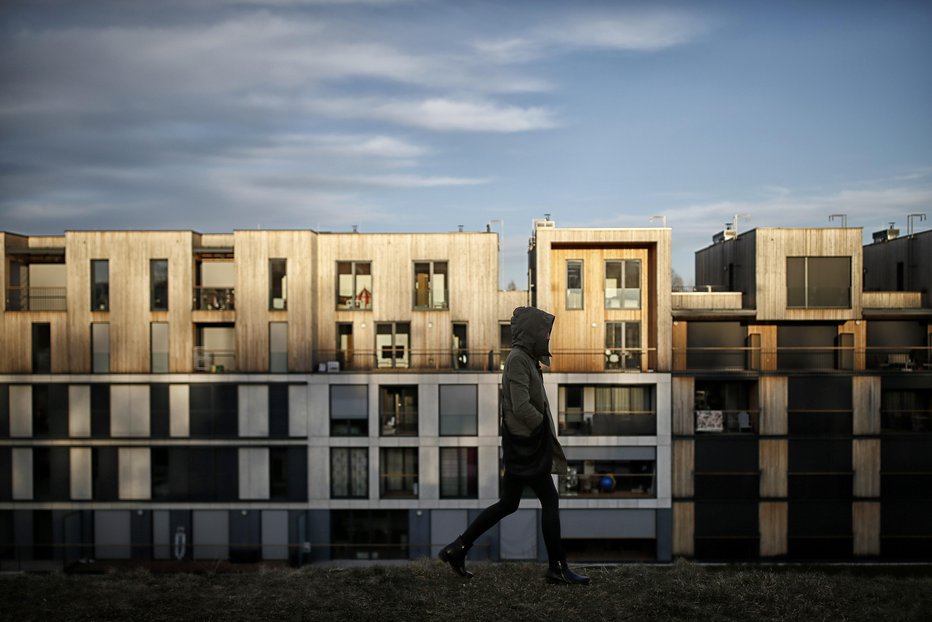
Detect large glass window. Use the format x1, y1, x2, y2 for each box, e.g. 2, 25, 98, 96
91, 323, 110, 373
379, 448, 418, 498
32, 385, 68, 438
150, 447, 238, 501
268, 384, 289, 438
380, 385, 418, 436
330, 385, 368, 436
439, 384, 478, 436
605, 260, 641, 309
336, 261, 372, 310
150, 259, 168, 311
413, 261, 448, 309
787, 257, 851, 308
560, 459, 655, 498
269, 259, 287, 310
440, 447, 478, 499
150, 384, 170, 438
592, 386, 655, 435
558, 385, 585, 434
189, 384, 238, 437
336, 322, 354, 369
331, 510, 408, 560
605, 322, 641, 370
150, 322, 169, 373
91, 260, 109, 311
330, 447, 368, 498
499, 322, 512, 368
269, 447, 306, 501
566, 260, 583, 309
91, 384, 109, 438
375, 322, 410, 369
31, 323, 50, 373
269, 322, 288, 373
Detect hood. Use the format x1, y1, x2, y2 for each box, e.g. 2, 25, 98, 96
510, 306, 555, 359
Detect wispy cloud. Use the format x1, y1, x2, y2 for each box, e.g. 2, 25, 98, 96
305, 97, 558, 132
476, 8, 711, 63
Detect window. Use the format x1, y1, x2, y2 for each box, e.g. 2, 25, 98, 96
439, 384, 478, 436
150, 447, 238, 502
499, 322, 512, 368
91, 323, 110, 373
453, 322, 469, 369
559, 459, 655, 498
413, 261, 448, 309
336, 322, 354, 369
268, 384, 289, 438
440, 447, 478, 499
566, 260, 583, 309
151, 322, 169, 373
91, 384, 109, 438
379, 448, 418, 498
786, 257, 851, 308
336, 261, 372, 310
150, 384, 169, 438
91, 260, 109, 311
270, 447, 306, 501
32, 323, 50, 373
330, 447, 368, 498
269, 259, 287, 310
380, 385, 418, 436
32, 385, 67, 438
591, 386, 655, 435
375, 322, 409, 369
605, 260, 641, 309
558, 385, 585, 434
331, 510, 408, 560
605, 322, 641, 370
189, 384, 238, 437
150, 259, 168, 310
269, 322, 288, 373
330, 385, 368, 436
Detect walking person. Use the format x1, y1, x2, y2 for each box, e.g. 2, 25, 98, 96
439, 306, 590, 585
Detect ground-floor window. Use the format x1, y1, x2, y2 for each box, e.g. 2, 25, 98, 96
330, 510, 408, 560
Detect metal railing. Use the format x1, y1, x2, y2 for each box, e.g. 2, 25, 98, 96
675, 346, 932, 372
193, 287, 235, 311
5, 286, 67, 311
558, 410, 657, 436
193, 347, 236, 372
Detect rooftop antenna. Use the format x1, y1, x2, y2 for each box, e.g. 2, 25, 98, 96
544, 213, 551, 221
829, 213, 847, 228
649, 215, 667, 228
457, 224, 464, 233
907, 213, 927, 236
733, 213, 750, 236
352, 225, 358, 233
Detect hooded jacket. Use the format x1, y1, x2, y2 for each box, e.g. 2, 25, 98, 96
501, 306, 568, 475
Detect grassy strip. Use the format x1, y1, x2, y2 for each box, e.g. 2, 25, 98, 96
1, 560, 931, 621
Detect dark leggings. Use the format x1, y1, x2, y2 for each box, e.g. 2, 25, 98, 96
461, 471, 564, 566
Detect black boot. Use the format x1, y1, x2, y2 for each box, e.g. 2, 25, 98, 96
439, 536, 473, 579
545, 560, 590, 585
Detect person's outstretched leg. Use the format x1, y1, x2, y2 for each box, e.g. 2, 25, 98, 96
439, 473, 523, 578
528, 473, 590, 585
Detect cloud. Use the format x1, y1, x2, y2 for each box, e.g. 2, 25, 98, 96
476, 8, 711, 63
306, 97, 558, 132
232, 134, 429, 161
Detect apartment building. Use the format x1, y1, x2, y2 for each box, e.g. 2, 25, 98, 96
0, 221, 673, 568
672, 227, 932, 560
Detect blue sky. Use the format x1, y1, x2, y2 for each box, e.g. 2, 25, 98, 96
1, 0, 930, 286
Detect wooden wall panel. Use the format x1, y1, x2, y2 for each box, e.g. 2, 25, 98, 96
839, 320, 867, 370
672, 321, 687, 371
672, 376, 694, 435
853, 376, 881, 435
673, 439, 694, 497
853, 439, 880, 498
754, 228, 862, 322
760, 440, 788, 498
672, 502, 694, 557
853, 502, 881, 556
746, 324, 777, 371
759, 376, 788, 435
759, 502, 787, 557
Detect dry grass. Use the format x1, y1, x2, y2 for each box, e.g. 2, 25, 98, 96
2, 560, 931, 621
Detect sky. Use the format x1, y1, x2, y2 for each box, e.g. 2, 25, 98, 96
1, 0, 931, 287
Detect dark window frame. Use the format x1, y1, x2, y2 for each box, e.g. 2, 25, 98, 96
150, 259, 168, 311
413, 260, 448, 310
91, 259, 109, 311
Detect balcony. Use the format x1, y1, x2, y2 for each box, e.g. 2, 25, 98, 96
193, 346, 236, 372
5, 286, 67, 311
193, 287, 235, 311
558, 410, 656, 436
314, 349, 508, 372
694, 409, 760, 434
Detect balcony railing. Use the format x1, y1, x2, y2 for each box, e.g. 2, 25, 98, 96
193, 347, 236, 372
558, 410, 656, 436
193, 287, 235, 311
5, 286, 67, 311
881, 409, 932, 433
315, 349, 508, 372
694, 409, 760, 434
676, 346, 932, 372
